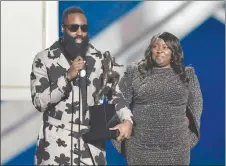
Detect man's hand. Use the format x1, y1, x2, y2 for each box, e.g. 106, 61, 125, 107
67, 56, 85, 81
110, 120, 132, 142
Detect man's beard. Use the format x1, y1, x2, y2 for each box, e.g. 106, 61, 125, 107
63, 32, 89, 60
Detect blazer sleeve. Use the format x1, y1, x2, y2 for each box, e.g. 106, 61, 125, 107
108, 63, 136, 124
185, 66, 203, 148
30, 51, 72, 112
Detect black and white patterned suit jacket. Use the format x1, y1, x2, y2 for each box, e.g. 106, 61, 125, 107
30, 40, 134, 165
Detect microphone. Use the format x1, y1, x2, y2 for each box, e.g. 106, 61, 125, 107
76, 55, 84, 61
76, 56, 86, 78
74, 55, 85, 166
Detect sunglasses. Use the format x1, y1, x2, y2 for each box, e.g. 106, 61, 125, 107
64, 24, 88, 32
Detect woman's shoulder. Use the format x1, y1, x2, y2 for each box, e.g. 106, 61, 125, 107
124, 62, 139, 77
185, 66, 195, 72
185, 66, 199, 82
126, 62, 138, 71
185, 66, 195, 76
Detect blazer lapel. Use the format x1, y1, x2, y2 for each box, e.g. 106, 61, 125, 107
47, 41, 70, 71
57, 52, 70, 71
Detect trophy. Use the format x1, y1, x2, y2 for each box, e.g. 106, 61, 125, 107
82, 50, 124, 142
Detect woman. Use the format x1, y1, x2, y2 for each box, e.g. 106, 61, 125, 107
114, 32, 203, 165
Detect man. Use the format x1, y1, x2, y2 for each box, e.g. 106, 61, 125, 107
30, 6, 133, 165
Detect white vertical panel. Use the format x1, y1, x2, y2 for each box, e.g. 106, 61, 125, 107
1, 1, 58, 163
45, 1, 59, 49
1, 1, 58, 100
1, 1, 43, 87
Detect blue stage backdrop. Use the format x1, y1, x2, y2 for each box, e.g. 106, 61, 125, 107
4, 1, 225, 165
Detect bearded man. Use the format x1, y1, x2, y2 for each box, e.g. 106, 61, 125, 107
30, 6, 133, 165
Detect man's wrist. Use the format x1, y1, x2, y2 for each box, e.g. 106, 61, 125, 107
65, 72, 72, 84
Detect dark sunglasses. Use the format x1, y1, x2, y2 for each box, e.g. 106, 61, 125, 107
64, 24, 88, 32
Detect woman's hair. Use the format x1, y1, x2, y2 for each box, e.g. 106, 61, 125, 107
138, 32, 188, 84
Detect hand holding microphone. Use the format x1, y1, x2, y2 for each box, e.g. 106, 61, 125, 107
67, 56, 86, 81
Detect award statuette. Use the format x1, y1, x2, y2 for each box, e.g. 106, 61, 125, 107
82, 51, 124, 142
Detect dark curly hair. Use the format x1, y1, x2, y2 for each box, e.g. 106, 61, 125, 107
138, 32, 188, 84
